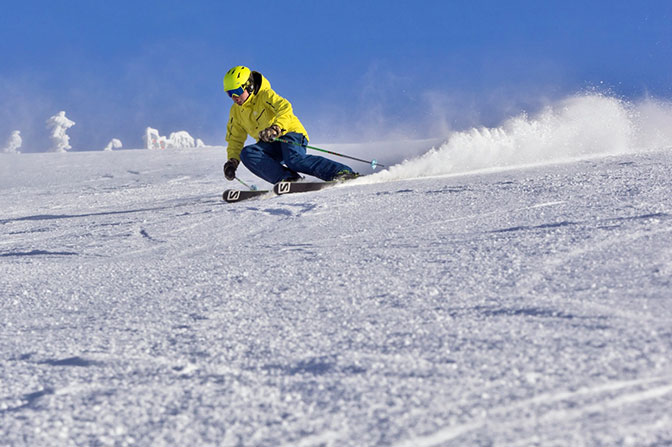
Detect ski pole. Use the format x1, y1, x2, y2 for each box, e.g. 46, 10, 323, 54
236, 177, 258, 191
274, 138, 385, 170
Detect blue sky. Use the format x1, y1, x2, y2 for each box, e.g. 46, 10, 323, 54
1, 0, 670, 151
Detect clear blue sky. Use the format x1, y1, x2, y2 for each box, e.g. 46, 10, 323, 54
1, 0, 670, 151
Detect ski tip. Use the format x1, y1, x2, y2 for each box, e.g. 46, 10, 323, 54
222, 189, 239, 202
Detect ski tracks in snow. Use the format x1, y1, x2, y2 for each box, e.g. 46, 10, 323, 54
393, 373, 672, 447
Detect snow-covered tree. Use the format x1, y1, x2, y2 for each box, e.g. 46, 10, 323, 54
103, 138, 123, 151
168, 131, 195, 148
46, 111, 76, 152
1, 130, 22, 153
143, 127, 205, 149
144, 127, 166, 150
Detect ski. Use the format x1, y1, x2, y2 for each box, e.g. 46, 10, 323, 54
222, 189, 270, 203
226, 177, 358, 202
273, 181, 337, 195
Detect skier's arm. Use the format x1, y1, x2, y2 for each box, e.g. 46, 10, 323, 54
225, 113, 247, 160
262, 89, 295, 134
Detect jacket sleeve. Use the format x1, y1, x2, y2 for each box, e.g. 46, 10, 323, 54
261, 88, 295, 133
225, 109, 247, 160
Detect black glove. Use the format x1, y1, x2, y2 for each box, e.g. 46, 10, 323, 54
223, 158, 240, 180
259, 124, 282, 143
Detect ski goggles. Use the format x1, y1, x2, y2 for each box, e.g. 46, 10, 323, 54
226, 86, 246, 98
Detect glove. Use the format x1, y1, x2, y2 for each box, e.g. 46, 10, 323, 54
259, 124, 282, 143
223, 158, 240, 180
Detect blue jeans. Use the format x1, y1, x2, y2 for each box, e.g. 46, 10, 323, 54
240, 132, 353, 183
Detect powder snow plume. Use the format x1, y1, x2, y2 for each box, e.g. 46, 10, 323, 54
364, 94, 672, 183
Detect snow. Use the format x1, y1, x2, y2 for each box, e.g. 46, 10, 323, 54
2, 94, 672, 446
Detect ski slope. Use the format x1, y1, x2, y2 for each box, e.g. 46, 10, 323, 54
1, 141, 672, 446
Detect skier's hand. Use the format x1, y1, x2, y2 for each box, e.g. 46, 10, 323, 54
259, 124, 282, 143
223, 158, 239, 181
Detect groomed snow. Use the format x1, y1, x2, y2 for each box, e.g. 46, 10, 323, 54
1, 141, 672, 446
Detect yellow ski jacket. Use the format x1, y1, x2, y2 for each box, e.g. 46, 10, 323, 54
225, 71, 308, 160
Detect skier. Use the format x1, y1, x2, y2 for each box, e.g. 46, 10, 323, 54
222, 66, 357, 184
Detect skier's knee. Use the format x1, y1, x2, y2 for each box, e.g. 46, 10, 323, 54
240, 146, 255, 164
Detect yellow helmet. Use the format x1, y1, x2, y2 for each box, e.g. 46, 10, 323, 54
223, 66, 252, 97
